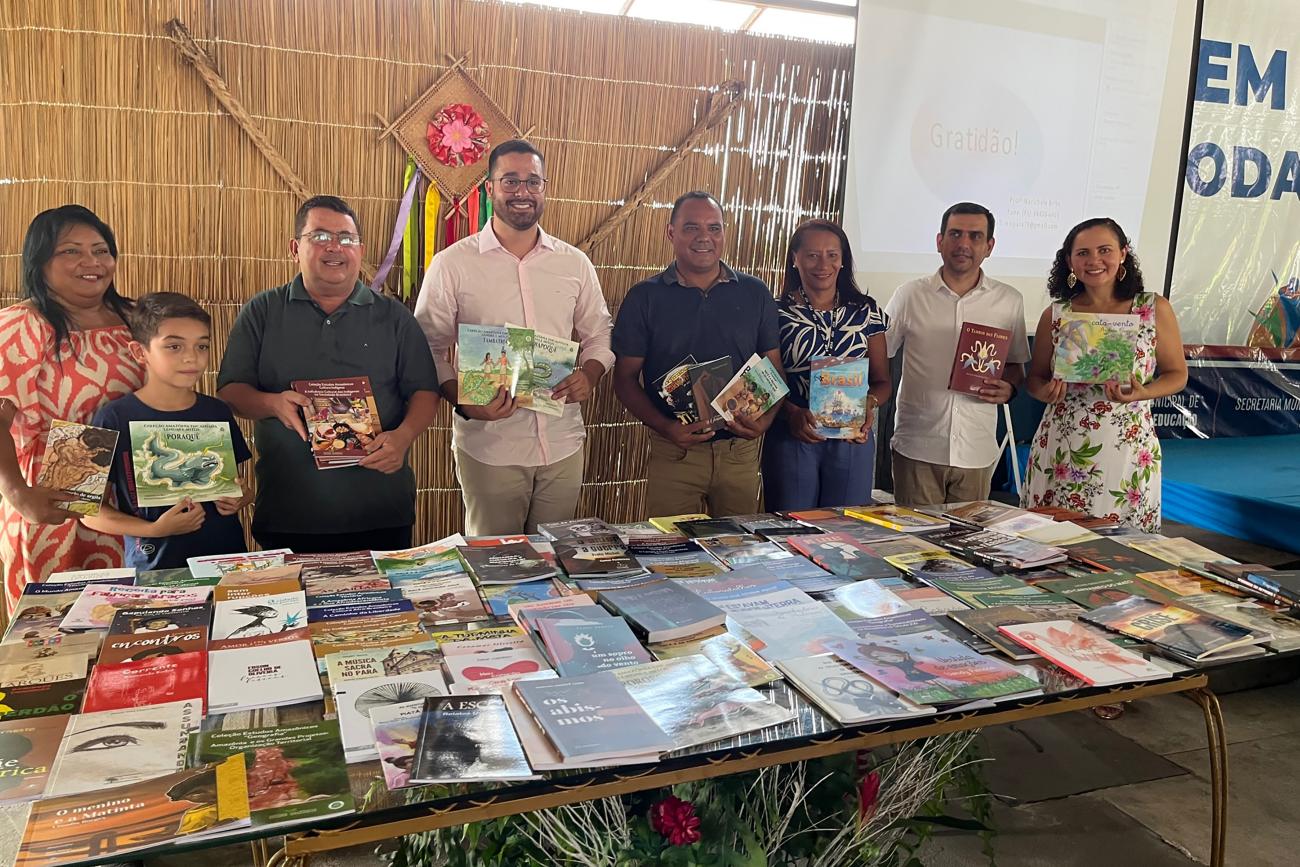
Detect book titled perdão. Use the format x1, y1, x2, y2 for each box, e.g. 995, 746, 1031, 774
949, 321, 1012, 394
292, 376, 382, 469
128, 421, 243, 507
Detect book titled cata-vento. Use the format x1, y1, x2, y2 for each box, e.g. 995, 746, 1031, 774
948, 322, 1012, 394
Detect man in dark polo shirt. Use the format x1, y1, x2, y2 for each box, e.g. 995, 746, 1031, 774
612, 191, 785, 518
217, 195, 440, 552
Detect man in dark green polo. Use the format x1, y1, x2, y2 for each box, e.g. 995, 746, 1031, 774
217, 195, 439, 553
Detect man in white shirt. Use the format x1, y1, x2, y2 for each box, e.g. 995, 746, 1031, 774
884, 203, 1030, 506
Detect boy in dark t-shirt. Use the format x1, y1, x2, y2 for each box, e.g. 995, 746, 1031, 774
84, 293, 252, 570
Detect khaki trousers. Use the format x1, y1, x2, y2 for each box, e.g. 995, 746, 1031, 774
455, 447, 584, 536
891, 448, 997, 507
644, 432, 762, 519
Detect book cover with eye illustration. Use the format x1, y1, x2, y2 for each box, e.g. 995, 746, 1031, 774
291, 377, 382, 469
1052, 312, 1141, 384
45, 699, 202, 798
36, 420, 118, 516
949, 322, 1012, 394
127, 421, 242, 507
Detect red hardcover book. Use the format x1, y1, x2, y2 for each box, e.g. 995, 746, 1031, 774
82, 651, 207, 714
949, 322, 1012, 394
291, 376, 382, 469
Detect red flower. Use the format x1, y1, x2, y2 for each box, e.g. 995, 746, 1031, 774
650, 796, 701, 846
859, 770, 881, 821
426, 102, 490, 168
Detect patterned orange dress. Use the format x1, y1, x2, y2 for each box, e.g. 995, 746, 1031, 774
0, 303, 145, 608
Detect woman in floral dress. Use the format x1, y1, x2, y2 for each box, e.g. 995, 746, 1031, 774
1022, 218, 1187, 531
0, 206, 145, 608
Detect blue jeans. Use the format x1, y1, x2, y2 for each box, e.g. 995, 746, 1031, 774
761, 422, 877, 512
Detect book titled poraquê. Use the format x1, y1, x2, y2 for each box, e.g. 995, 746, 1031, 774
129, 421, 242, 507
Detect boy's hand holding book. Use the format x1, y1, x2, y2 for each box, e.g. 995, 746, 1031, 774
153, 498, 205, 536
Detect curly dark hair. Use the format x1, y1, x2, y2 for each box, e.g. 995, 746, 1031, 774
1047, 217, 1145, 302
79, 427, 119, 467
781, 219, 873, 308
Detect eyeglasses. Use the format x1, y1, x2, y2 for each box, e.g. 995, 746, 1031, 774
494, 175, 547, 193
298, 230, 363, 247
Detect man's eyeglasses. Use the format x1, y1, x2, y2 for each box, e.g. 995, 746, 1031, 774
494, 176, 547, 194
298, 230, 363, 247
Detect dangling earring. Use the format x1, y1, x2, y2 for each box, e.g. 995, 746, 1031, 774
1117, 264, 1127, 282
1066, 271, 1077, 289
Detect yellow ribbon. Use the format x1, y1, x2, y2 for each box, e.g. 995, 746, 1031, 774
424, 184, 442, 270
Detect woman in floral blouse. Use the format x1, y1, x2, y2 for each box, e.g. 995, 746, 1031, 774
1022, 218, 1187, 530
763, 220, 890, 511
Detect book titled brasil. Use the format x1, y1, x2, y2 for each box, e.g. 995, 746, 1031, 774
948, 321, 1012, 394
292, 376, 382, 469
808, 356, 873, 439
409, 694, 534, 784
128, 421, 242, 507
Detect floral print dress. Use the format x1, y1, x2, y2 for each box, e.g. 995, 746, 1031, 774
1022, 292, 1161, 531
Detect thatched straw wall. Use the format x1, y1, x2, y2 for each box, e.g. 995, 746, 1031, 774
0, 0, 853, 542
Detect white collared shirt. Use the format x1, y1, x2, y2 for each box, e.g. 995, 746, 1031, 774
884, 269, 1030, 469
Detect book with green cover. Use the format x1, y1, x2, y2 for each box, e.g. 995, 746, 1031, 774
188, 720, 354, 826
1052, 311, 1141, 383
128, 422, 241, 508
527, 331, 578, 417
458, 324, 528, 405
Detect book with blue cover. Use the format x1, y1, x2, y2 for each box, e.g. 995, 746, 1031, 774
808, 357, 873, 439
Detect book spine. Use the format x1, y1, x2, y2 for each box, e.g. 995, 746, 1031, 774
1242, 573, 1300, 604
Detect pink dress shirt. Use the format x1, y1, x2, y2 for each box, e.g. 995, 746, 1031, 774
414, 226, 615, 467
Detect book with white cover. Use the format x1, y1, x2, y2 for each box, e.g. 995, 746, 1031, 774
45, 567, 137, 585
610, 655, 794, 750
333, 669, 449, 763
777, 655, 936, 725
995, 620, 1171, 687
45, 699, 201, 797
207, 629, 323, 713
212, 590, 307, 640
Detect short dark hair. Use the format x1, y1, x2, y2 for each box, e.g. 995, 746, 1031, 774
487, 139, 545, 176
670, 191, 723, 225
1047, 217, 1146, 302
294, 195, 361, 237
129, 291, 211, 344
21, 205, 134, 357
940, 202, 995, 239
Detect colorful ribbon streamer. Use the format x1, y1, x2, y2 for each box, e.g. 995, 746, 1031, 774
400, 159, 418, 300
370, 163, 422, 292
424, 184, 441, 270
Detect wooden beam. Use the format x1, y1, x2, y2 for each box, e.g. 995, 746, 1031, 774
163, 17, 377, 283
577, 80, 745, 255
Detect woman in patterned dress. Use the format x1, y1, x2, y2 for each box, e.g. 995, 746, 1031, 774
0, 206, 145, 607
763, 220, 891, 511
1022, 218, 1187, 531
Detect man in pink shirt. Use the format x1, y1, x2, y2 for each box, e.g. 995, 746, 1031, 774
415, 140, 614, 536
